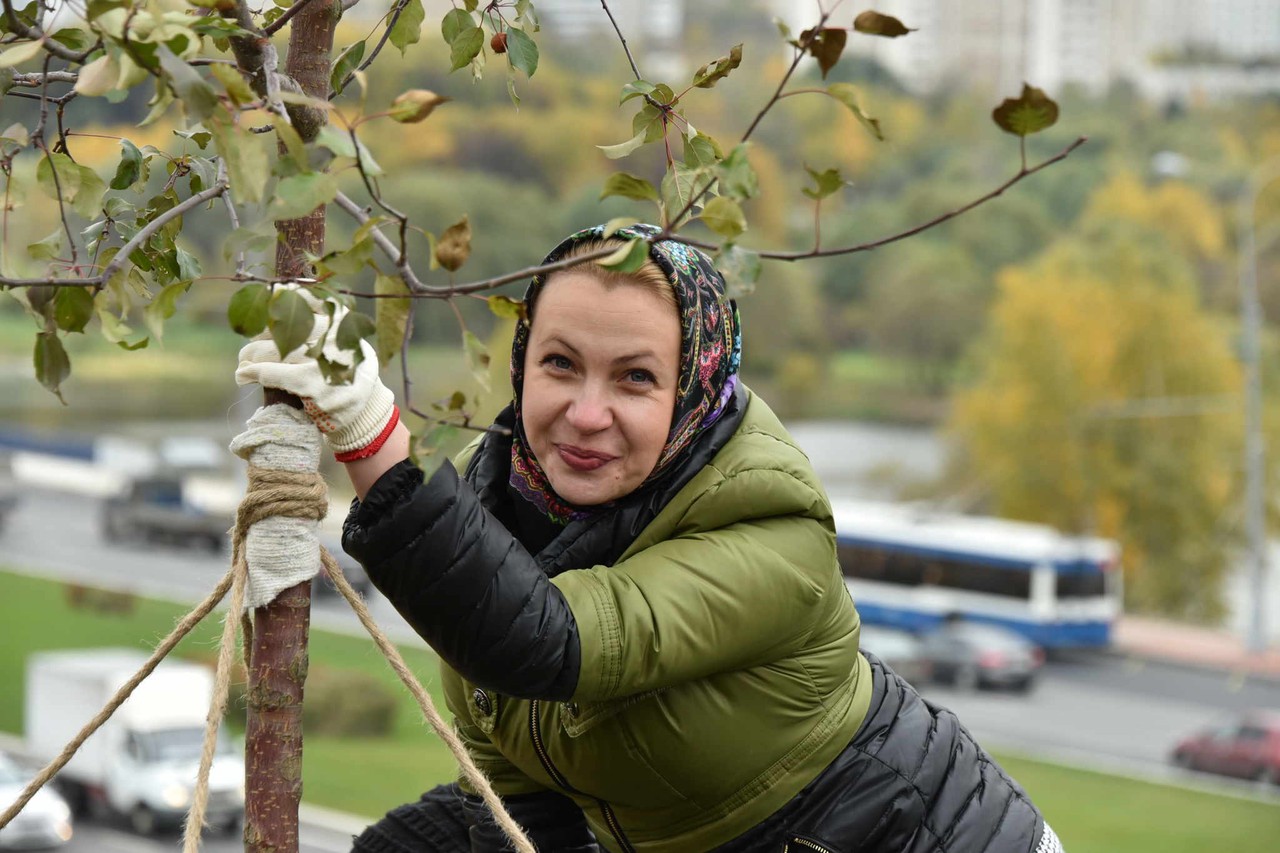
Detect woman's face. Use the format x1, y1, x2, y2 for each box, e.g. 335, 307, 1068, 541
522, 270, 681, 506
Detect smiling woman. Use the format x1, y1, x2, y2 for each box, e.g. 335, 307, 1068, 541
236, 223, 1061, 853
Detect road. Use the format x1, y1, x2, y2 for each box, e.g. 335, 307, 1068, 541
58, 813, 358, 852
3, 486, 1279, 821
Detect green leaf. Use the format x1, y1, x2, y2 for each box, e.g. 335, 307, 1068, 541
599, 238, 649, 273
463, 330, 491, 392
505, 27, 538, 78
54, 287, 94, 333
0, 40, 44, 69
268, 172, 338, 221
389, 0, 425, 56
716, 245, 762, 298
110, 139, 142, 190
374, 273, 411, 366
143, 281, 189, 342
434, 215, 471, 272
210, 62, 255, 106
619, 79, 656, 105
73, 54, 118, 97
36, 153, 107, 219
228, 283, 270, 337
600, 172, 660, 203
449, 27, 484, 71
992, 83, 1059, 136
50, 27, 95, 52
26, 230, 62, 261
803, 27, 846, 79
33, 331, 70, 402
853, 11, 914, 38
826, 82, 883, 141
601, 216, 638, 239
336, 310, 376, 355
441, 8, 474, 43
691, 43, 742, 89
699, 196, 746, 240
269, 287, 314, 358
330, 41, 366, 95
598, 128, 648, 160
486, 295, 526, 321
210, 110, 270, 204
684, 132, 723, 168
156, 46, 218, 122
801, 165, 847, 200
273, 115, 308, 173
718, 144, 758, 200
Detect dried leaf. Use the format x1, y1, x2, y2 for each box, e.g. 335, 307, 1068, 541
852, 11, 914, 38
992, 83, 1059, 136
435, 215, 471, 272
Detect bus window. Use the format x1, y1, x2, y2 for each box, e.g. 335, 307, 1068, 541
1054, 571, 1107, 598
838, 543, 1031, 599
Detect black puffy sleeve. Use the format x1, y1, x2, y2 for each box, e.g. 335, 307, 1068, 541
342, 459, 580, 701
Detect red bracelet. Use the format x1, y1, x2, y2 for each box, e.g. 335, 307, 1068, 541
334, 406, 400, 462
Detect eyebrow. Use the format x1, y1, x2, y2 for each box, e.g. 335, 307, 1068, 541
542, 336, 666, 366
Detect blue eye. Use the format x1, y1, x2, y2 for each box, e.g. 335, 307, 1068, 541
626, 369, 655, 384
541, 354, 572, 371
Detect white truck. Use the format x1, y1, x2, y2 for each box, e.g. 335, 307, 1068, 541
25, 649, 245, 836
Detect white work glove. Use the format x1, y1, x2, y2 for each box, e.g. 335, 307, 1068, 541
235, 285, 397, 460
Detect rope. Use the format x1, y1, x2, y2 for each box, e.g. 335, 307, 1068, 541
3, 400, 534, 853
0, 568, 237, 829
317, 547, 536, 852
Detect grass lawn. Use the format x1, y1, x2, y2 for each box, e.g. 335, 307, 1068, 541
1, 567, 1277, 844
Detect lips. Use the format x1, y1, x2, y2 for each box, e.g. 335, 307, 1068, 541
556, 444, 616, 472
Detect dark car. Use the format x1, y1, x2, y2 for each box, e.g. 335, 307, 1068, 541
858, 624, 932, 687
1171, 712, 1280, 785
919, 620, 1044, 692
314, 535, 374, 599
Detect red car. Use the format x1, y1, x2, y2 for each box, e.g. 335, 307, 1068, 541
1171, 712, 1280, 785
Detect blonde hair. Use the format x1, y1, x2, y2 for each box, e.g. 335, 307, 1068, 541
547, 238, 676, 310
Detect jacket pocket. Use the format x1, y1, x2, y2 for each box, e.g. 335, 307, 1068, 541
783, 836, 835, 853
560, 689, 665, 738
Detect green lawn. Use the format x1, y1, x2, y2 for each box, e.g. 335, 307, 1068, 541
2, 567, 1278, 845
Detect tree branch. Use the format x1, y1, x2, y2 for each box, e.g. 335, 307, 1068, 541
333, 190, 425, 291
331, 0, 412, 98
12, 70, 78, 86
0, 180, 229, 287
673, 137, 1090, 261
263, 0, 323, 37
220, 0, 327, 139
1, 0, 98, 63
599, 0, 642, 80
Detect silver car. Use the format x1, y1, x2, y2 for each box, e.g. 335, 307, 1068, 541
0, 752, 73, 850
919, 621, 1044, 692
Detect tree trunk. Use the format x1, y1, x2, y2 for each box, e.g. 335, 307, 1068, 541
245, 3, 337, 851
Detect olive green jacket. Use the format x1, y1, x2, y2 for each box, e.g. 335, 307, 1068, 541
444, 391, 872, 852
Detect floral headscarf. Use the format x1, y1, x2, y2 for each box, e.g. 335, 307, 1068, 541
508, 223, 742, 524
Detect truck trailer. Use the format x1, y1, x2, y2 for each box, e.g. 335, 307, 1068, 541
25, 649, 244, 836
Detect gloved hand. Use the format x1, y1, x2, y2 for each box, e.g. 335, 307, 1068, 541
235, 284, 398, 461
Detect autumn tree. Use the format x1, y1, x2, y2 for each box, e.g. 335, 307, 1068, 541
950, 210, 1242, 621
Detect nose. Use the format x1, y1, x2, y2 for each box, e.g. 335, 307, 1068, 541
565, 383, 613, 433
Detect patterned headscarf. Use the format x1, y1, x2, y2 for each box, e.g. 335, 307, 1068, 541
508, 223, 742, 524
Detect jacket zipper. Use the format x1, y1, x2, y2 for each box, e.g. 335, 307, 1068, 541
529, 699, 636, 853
785, 838, 834, 853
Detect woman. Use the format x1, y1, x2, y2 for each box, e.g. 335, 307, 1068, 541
237, 223, 1062, 852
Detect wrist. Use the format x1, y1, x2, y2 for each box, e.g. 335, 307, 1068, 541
327, 384, 396, 455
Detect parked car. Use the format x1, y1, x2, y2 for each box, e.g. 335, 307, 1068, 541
313, 535, 374, 599
1171, 711, 1280, 785
919, 620, 1044, 692
0, 750, 73, 849
858, 624, 932, 687
101, 475, 231, 552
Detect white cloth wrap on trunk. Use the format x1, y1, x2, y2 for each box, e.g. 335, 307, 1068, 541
229, 403, 324, 610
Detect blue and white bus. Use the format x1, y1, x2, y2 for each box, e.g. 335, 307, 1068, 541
832, 501, 1122, 649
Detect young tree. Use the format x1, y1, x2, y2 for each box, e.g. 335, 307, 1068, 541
0, 1, 1079, 848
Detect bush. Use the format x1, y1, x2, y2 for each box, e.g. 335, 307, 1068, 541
301, 667, 398, 738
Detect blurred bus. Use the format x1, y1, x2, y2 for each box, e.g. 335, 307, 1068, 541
833, 501, 1122, 649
